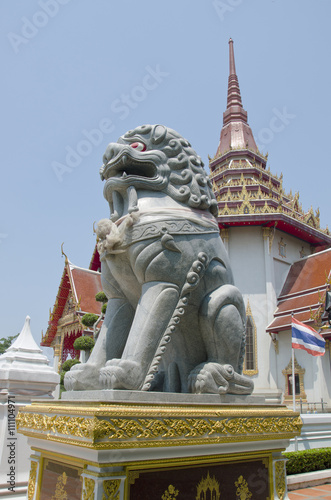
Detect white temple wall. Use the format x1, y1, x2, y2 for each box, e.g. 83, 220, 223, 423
227, 226, 266, 295
226, 226, 280, 396
224, 226, 318, 400
277, 331, 331, 408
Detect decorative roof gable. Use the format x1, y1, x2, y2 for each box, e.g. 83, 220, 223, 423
267, 248, 331, 335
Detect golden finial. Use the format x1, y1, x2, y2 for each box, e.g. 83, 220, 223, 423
61, 242, 68, 264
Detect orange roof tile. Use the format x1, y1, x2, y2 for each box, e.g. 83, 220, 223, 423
70, 265, 102, 315
279, 249, 331, 297
267, 249, 331, 333
41, 261, 103, 347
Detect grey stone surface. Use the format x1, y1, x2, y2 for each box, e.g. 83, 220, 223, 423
65, 125, 254, 396
61, 389, 264, 405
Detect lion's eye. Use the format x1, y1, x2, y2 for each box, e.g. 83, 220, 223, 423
130, 142, 146, 152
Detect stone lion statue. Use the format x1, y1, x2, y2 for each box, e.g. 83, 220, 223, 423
65, 124, 253, 395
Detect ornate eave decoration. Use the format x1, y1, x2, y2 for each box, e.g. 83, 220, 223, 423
210, 153, 328, 237
310, 274, 331, 329
209, 146, 268, 165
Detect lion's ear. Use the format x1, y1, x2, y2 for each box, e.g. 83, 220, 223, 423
151, 125, 167, 145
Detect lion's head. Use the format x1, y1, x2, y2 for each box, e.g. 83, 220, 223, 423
100, 124, 218, 217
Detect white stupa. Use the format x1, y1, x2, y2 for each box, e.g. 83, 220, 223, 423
0, 317, 60, 499
0, 316, 59, 397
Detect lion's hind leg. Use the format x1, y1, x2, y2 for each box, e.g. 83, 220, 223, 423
188, 284, 253, 395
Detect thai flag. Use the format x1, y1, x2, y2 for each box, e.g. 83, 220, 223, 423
292, 318, 325, 356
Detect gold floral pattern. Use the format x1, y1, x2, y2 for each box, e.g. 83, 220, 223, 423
27, 461, 38, 500
51, 472, 68, 500
17, 403, 302, 449
102, 479, 121, 500
275, 461, 286, 500
162, 484, 179, 500
83, 477, 95, 500
235, 475, 252, 500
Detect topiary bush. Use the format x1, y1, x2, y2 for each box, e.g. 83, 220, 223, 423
95, 291, 108, 303
61, 358, 80, 373
73, 335, 95, 351
102, 303, 107, 315
60, 370, 66, 385
59, 359, 80, 397
284, 448, 331, 475
81, 313, 99, 328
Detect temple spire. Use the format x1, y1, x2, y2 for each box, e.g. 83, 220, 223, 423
224, 38, 246, 124
229, 38, 236, 75
214, 38, 258, 156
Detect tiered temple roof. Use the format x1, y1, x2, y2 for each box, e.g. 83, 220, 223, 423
210, 39, 331, 250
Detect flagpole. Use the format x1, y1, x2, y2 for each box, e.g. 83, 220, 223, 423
291, 313, 296, 412
292, 346, 296, 412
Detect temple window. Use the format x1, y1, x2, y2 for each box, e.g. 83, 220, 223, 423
243, 301, 258, 375
278, 238, 286, 258
282, 356, 307, 403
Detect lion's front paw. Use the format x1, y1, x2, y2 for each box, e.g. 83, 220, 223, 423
188, 362, 254, 395
64, 364, 101, 391
188, 362, 234, 395
99, 359, 144, 390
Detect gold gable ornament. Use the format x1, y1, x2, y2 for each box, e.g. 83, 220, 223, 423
196, 471, 220, 500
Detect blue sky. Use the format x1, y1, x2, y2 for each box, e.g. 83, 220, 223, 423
1, 1, 330, 358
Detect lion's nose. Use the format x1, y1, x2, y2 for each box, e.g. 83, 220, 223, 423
102, 142, 123, 164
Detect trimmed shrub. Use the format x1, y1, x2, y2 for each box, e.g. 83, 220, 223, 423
73, 336, 95, 351
61, 358, 80, 373
95, 291, 108, 303
284, 448, 331, 475
60, 370, 66, 385
81, 313, 99, 327
102, 303, 107, 315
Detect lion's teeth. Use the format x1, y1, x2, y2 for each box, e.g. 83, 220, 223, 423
122, 172, 127, 178
122, 154, 127, 164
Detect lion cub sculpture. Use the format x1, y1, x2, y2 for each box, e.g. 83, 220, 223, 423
65, 125, 253, 395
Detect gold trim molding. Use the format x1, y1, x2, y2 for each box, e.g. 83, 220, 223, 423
17, 401, 301, 450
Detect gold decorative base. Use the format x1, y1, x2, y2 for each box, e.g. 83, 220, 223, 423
17, 399, 301, 500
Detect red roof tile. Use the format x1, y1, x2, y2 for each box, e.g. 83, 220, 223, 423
89, 246, 101, 271
279, 250, 331, 297
41, 261, 103, 347
70, 265, 102, 314
267, 249, 331, 333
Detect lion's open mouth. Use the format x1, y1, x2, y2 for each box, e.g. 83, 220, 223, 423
103, 152, 156, 180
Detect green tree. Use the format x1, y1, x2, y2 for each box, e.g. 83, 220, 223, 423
0, 334, 19, 354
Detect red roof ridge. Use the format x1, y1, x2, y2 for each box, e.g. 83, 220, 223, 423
291, 247, 331, 264
273, 304, 320, 317
68, 262, 101, 275
266, 315, 315, 332
278, 285, 328, 301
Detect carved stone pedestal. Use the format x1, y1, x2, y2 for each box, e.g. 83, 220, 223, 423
17, 392, 301, 500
